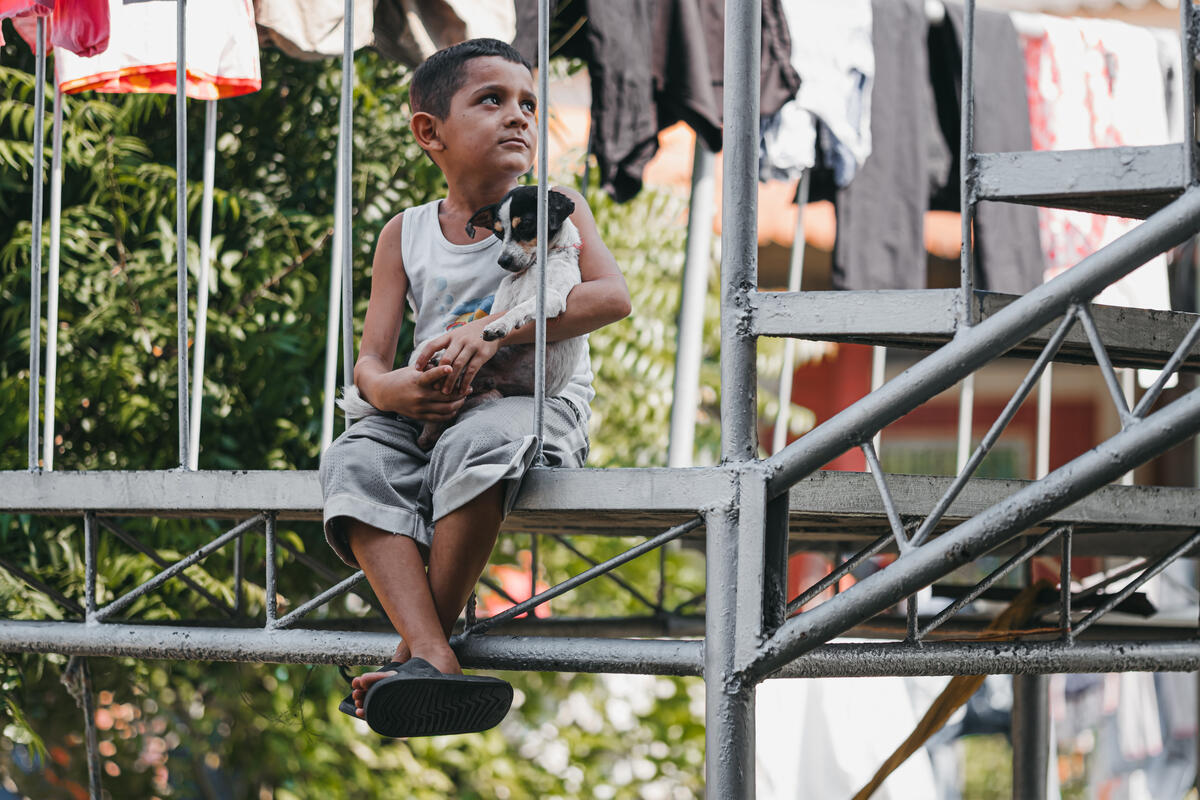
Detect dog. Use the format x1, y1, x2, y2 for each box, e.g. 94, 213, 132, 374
340, 186, 586, 449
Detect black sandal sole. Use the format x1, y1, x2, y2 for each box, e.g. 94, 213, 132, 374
363, 674, 513, 738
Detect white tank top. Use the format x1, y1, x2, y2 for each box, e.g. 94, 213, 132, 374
400, 198, 595, 413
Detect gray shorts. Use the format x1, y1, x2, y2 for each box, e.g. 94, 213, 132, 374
319, 396, 589, 567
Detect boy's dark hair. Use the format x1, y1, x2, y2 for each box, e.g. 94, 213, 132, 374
411, 38, 532, 120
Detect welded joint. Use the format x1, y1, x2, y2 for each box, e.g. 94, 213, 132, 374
733, 282, 760, 340
962, 155, 980, 205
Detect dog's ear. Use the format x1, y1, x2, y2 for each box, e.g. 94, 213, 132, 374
466, 203, 500, 238
546, 190, 576, 239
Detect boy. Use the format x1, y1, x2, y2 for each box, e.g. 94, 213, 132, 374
319, 38, 631, 737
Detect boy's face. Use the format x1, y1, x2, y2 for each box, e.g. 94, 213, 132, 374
436, 56, 537, 177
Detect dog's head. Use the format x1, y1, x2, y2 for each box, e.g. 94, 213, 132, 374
465, 186, 576, 273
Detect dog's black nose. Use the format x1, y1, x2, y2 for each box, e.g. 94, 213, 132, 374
498, 252, 513, 269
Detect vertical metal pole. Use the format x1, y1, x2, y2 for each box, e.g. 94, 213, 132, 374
1011, 673, 1050, 800
175, 0, 191, 470
1181, 0, 1196, 186
707, 0, 760, 795
28, 18, 47, 472
704, 505, 756, 798
233, 532, 244, 614
320, 157, 346, 451
338, 0, 355, 396
670, 141, 717, 467
1036, 363, 1052, 479
188, 100, 217, 470
957, 374, 975, 475
84, 512, 97, 621
530, 533, 539, 602
264, 513, 278, 625
1121, 369, 1136, 484
532, 0, 550, 464
321, 0, 355, 451
78, 660, 102, 800
772, 170, 809, 455
870, 345, 887, 454
720, 0, 761, 464
1059, 527, 1072, 638
959, 0, 977, 322
43, 84, 63, 471
957, 0, 980, 477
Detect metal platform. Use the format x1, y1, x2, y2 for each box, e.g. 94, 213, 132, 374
974, 145, 1188, 219
7, 469, 1200, 557
752, 289, 1200, 371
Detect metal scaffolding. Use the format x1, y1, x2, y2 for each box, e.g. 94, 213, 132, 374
8, 0, 1200, 797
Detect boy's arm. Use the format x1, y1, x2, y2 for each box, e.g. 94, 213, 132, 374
356, 213, 469, 421
415, 186, 632, 394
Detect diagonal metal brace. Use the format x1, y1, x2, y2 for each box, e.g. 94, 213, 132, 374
462, 517, 703, 635
750, 382, 1200, 681
93, 515, 263, 623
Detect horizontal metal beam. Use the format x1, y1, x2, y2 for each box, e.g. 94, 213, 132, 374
0, 620, 704, 675
454, 635, 703, 676
751, 289, 962, 338
775, 640, 1200, 678
764, 188, 1200, 498
1, 467, 726, 530
787, 471, 1200, 533
975, 145, 1185, 219
750, 290, 1200, 371
7, 468, 1200, 557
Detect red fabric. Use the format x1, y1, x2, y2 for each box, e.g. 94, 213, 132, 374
49, 0, 107, 57
2, 0, 51, 53
0, 0, 52, 19
7, 0, 109, 56
9, 13, 43, 52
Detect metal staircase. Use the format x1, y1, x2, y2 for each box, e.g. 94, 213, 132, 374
7, 0, 1200, 798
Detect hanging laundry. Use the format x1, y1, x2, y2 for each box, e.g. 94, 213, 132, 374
374, 0, 515, 66
514, 0, 658, 203
0, 0, 51, 18
49, 0, 109, 57
926, 4, 1044, 295
760, 0, 873, 187
1019, 14, 1171, 310
11, 1, 110, 57
54, 0, 260, 99
253, 0, 373, 61
513, 0, 800, 202
1150, 28, 1184, 143
2, 0, 51, 50
832, 0, 944, 290
649, 0, 800, 182
651, 0, 724, 156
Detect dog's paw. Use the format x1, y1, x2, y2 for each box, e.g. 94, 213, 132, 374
481, 324, 506, 342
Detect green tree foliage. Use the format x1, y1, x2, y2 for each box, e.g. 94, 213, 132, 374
0, 34, 745, 798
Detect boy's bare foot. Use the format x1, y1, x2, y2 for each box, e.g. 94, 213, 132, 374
349, 643, 461, 717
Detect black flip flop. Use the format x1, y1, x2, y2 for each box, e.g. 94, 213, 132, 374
362, 657, 513, 738
338, 661, 406, 719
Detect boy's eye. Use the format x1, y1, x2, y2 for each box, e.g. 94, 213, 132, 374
521, 100, 536, 113
481, 94, 499, 105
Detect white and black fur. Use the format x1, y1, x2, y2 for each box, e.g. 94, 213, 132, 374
340, 186, 585, 448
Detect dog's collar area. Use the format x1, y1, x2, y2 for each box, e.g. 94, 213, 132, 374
550, 243, 583, 253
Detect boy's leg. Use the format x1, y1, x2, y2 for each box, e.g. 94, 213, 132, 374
348, 485, 503, 710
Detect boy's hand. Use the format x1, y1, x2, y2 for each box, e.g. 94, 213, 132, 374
413, 318, 502, 395
371, 365, 468, 421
